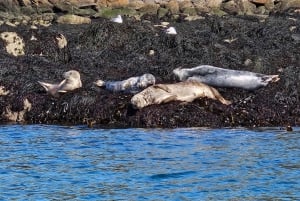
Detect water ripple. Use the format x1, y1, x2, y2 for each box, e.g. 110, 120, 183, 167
0, 125, 299, 200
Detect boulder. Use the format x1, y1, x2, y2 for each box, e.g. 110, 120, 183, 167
56, 14, 91, 24
166, 0, 180, 14
107, 0, 129, 8
192, 0, 222, 13
128, 0, 145, 9
279, 0, 300, 11
139, 3, 160, 15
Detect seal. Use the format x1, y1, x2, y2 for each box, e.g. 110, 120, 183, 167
94, 73, 156, 93
131, 81, 232, 109
173, 65, 280, 91
38, 70, 82, 97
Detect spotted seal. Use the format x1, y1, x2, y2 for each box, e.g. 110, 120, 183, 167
173, 65, 280, 91
94, 73, 156, 94
131, 81, 232, 109
38, 70, 82, 97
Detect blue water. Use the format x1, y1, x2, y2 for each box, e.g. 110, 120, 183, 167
0, 125, 299, 200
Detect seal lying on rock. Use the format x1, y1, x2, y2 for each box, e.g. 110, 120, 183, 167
173, 65, 280, 91
38, 70, 82, 97
131, 81, 232, 109
94, 73, 156, 94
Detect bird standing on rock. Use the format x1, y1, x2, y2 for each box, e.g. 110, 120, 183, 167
111, 15, 123, 24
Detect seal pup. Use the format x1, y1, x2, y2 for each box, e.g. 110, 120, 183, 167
38, 70, 82, 97
165, 27, 177, 35
173, 65, 280, 91
111, 15, 123, 24
131, 81, 232, 109
94, 74, 155, 94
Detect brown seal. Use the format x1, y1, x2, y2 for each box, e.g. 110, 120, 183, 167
131, 81, 232, 109
38, 70, 82, 97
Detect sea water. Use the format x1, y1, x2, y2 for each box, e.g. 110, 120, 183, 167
0, 125, 299, 200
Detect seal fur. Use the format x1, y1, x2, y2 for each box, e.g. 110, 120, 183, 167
173, 65, 280, 91
38, 70, 82, 97
131, 81, 232, 109
94, 73, 155, 93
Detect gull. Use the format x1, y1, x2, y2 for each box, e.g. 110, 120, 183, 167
165, 27, 177, 35
111, 15, 123, 24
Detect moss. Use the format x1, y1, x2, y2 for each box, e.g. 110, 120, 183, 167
157, 8, 169, 19
211, 8, 227, 17
94, 8, 136, 18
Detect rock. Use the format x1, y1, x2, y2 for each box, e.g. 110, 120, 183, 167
166, 0, 180, 14
106, 0, 129, 8
0, 0, 20, 12
179, 0, 197, 15
184, 15, 205, 21
223, 0, 257, 15
128, 0, 145, 9
0, 32, 25, 56
157, 7, 169, 18
222, 0, 240, 14
56, 14, 91, 24
249, 0, 268, 4
279, 0, 300, 12
139, 3, 160, 15
193, 0, 222, 13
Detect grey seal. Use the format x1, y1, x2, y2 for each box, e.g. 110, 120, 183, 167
173, 65, 280, 91
94, 73, 156, 94
38, 70, 82, 97
131, 81, 232, 109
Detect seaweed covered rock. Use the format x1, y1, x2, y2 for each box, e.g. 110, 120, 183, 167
0, 12, 299, 128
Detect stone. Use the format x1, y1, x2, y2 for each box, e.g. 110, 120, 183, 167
250, 0, 268, 4
193, 0, 222, 13
166, 0, 180, 14
0, 32, 25, 56
139, 3, 160, 15
107, 0, 129, 8
56, 14, 91, 24
279, 0, 300, 12
222, 0, 240, 15
128, 0, 145, 9
157, 7, 169, 18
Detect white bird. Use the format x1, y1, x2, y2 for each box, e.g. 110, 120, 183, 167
111, 15, 123, 24
165, 27, 177, 35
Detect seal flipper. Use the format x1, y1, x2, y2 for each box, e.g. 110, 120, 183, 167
262, 75, 280, 84
156, 94, 177, 104
153, 84, 172, 93
38, 81, 61, 97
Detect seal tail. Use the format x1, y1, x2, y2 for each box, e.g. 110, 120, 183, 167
263, 75, 280, 84
210, 87, 232, 105
38, 81, 55, 92
38, 80, 65, 96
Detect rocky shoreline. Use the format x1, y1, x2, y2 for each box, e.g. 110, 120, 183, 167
0, 1, 299, 128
